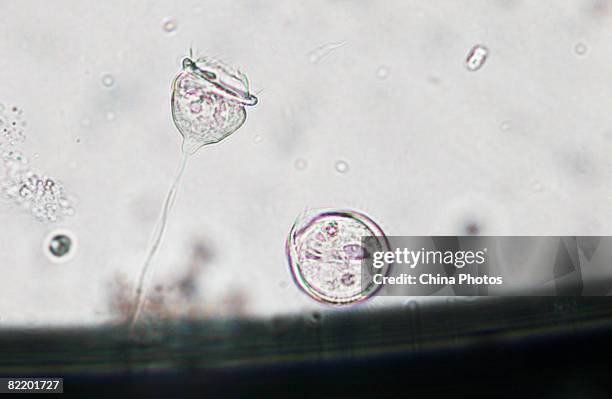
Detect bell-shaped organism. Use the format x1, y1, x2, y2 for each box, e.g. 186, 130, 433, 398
171, 56, 258, 154
129, 54, 258, 333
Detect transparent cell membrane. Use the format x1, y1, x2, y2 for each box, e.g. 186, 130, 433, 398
172, 56, 257, 155
286, 209, 390, 305
130, 54, 258, 332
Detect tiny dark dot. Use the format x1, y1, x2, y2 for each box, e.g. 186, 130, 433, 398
465, 223, 480, 235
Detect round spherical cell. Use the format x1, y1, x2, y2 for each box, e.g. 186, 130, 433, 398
286, 209, 390, 305
43, 229, 78, 263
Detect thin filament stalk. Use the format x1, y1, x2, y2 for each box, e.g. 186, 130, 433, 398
129, 150, 189, 331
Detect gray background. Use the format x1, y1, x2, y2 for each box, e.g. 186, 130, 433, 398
0, 0, 611, 326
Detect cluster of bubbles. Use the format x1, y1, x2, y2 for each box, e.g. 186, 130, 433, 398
0, 105, 26, 147
286, 209, 389, 305
1, 150, 75, 222
0, 105, 75, 223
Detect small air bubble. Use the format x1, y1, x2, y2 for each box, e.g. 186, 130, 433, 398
376, 66, 390, 79
294, 158, 307, 171
574, 42, 588, 56
334, 160, 349, 173
162, 18, 178, 34
101, 74, 115, 88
